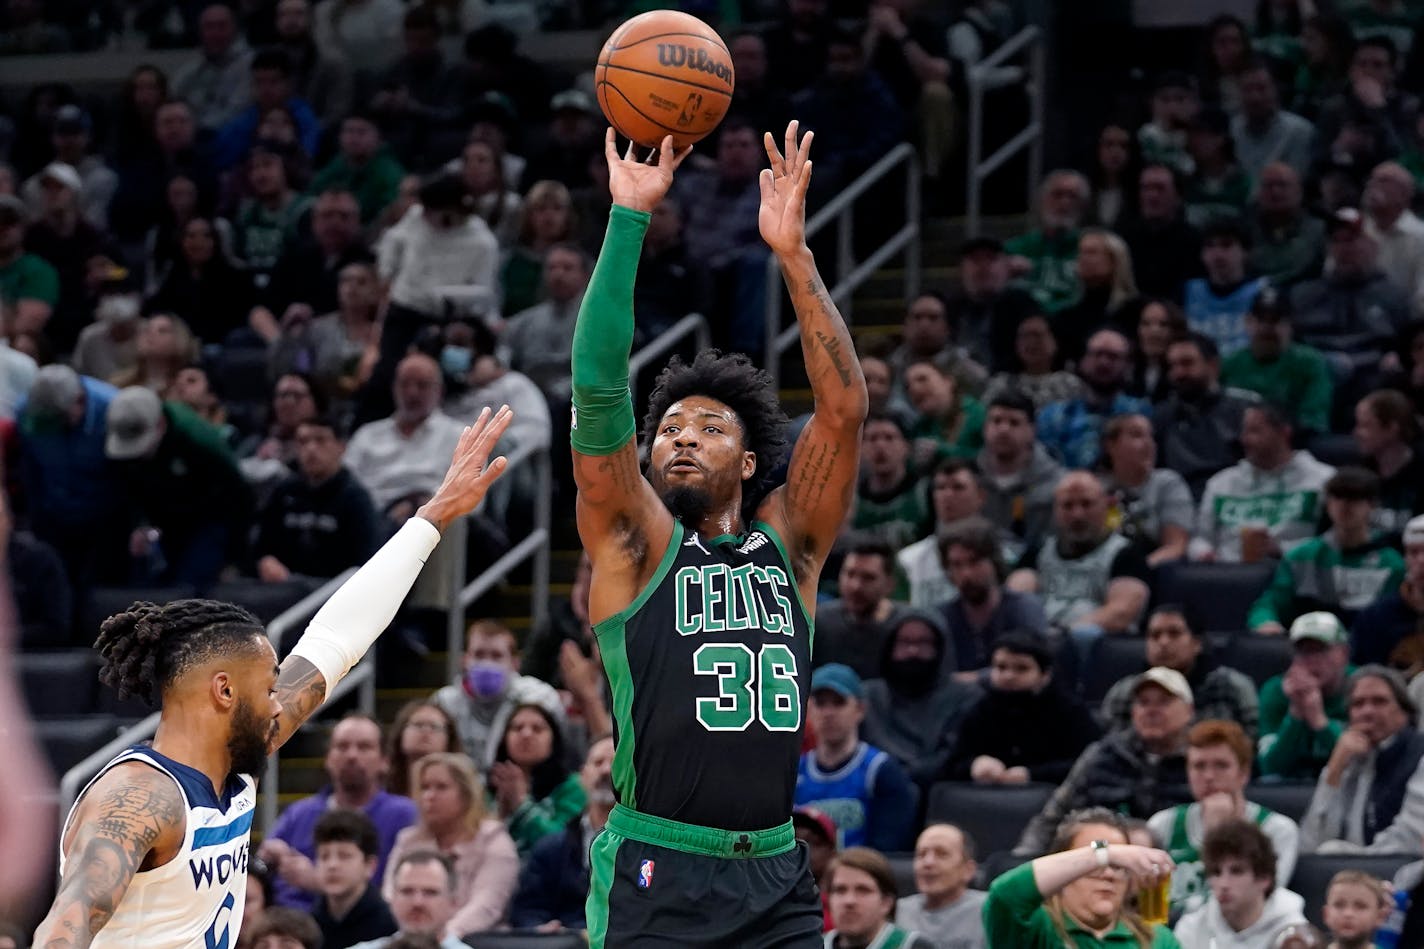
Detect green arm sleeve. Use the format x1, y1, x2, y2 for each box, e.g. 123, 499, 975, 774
570, 204, 650, 456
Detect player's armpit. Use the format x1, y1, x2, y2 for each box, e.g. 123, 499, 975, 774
573, 442, 675, 613
271, 654, 328, 749
34, 765, 185, 948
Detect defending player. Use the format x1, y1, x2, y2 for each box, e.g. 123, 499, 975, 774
33, 406, 513, 948
574, 121, 868, 946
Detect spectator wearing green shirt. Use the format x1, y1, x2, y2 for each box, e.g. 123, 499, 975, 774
0, 194, 58, 337
1257, 612, 1355, 780
984, 806, 1180, 949
1243, 162, 1325, 289
1220, 288, 1333, 434
1248, 468, 1406, 633
854, 413, 931, 551
488, 704, 586, 858
904, 358, 985, 468
1006, 170, 1089, 313
103, 386, 255, 589
309, 112, 406, 225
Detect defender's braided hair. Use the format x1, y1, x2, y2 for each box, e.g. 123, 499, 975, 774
95, 599, 266, 706
643, 349, 791, 525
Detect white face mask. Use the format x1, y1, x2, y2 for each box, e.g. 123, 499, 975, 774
97, 294, 140, 325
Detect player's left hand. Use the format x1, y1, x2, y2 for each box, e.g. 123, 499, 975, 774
758, 120, 814, 258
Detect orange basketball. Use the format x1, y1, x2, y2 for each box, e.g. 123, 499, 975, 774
595, 11, 735, 150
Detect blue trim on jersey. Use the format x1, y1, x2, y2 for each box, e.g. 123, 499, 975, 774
127, 744, 247, 813
191, 811, 254, 850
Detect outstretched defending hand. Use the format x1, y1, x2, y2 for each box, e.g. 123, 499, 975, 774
606, 129, 693, 214
417, 405, 515, 532
758, 120, 814, 258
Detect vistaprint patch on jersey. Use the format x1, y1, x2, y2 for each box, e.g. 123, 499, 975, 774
638, 859, 655, 889
736, 532, 769, 555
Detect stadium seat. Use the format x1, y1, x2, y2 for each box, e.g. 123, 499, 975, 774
885, 852, 916, 897
1305, 432, 1364, 469
207, 578, 320, 624
976, 851, 1030, 889
34, 715, 120, 775
1082, 636, 1147, 702
1152, 562, 1275, 633
80, 586, 198, 648
926, 782, 1054, 858
1289, 853, 1415, 929
1245, 783, 1315, 824
462, 934, 588, 949
1217, 634, 1294, 687
18, 650, 99, 717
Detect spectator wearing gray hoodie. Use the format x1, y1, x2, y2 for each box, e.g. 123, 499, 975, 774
976, 388, 1063, 552
861, 609, 981, 788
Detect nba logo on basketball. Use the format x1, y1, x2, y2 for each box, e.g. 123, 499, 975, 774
638, 859, 655, 889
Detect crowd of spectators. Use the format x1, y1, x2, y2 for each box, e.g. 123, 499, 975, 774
15, 0, 1424, 947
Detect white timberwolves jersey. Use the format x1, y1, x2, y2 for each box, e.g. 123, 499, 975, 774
61, 745, 258, 949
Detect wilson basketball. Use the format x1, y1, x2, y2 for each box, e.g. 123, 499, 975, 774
596, 11, 735, 150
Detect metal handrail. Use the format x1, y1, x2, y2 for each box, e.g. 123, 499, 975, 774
445, 442, 553, 682
965, 25, 1046, 236
628, 313, 711, 405
763, 143, 921, 391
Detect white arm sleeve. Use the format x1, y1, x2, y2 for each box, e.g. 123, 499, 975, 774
288, 517, 442, 690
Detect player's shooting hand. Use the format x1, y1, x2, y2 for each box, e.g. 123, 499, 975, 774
605, 129, 692, 214
416, 405, 514, 533
758, 120, 814, 258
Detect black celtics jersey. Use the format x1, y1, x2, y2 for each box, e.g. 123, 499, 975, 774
594, 519, 814, 832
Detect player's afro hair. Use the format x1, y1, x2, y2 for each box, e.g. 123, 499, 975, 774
95, 599, 267, 706
643, 349, 791, 524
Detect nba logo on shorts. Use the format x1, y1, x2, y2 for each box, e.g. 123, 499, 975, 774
638, 859, 655, 889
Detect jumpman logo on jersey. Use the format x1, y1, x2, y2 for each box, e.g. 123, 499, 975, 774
683, 531, 710, 555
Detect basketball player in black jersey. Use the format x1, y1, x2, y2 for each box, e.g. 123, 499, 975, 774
570, 122, 867, 946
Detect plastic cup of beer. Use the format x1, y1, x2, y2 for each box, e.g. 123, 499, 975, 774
1138, 871, 1171, 927
1240, 525, 1270, 563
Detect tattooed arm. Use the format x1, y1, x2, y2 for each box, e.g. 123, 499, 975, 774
33, 764, 185, 948
756, 122, 869, 588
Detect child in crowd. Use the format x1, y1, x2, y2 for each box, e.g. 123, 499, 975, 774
1322, 870, 1390, 949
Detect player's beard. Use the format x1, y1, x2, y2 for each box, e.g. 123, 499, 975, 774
660, 485, 714, 528
228, 697, 273, 776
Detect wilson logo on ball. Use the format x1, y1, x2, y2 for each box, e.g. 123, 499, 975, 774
655, 44, 733, 83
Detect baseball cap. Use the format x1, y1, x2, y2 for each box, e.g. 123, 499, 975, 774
1132, 666, 1194, 704
52, 104, 91, 134
811, 663, 863, 700
550, 89, 595, 115
1327, 207, 1365, 239
105, 387, 165, 460
959, 235, 1004, 257
1290, 611, 1349, 646
792, 807, 837, 846
24, 364, 82, 426
39, 161, 83, 193
1405, 514, 1424, 548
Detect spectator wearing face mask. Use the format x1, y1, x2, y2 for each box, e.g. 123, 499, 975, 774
432, 620, 563, 770
861, 610, 981, 787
